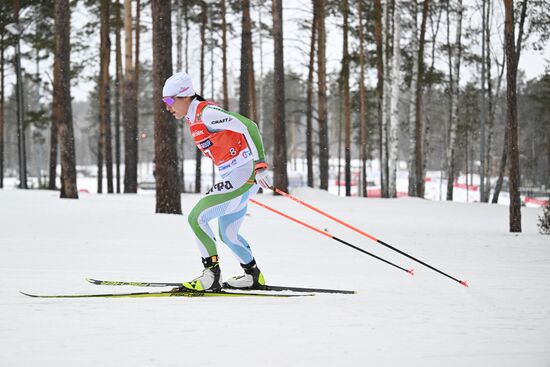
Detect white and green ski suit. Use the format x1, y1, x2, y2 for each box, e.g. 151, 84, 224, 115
185, 98, 265, 265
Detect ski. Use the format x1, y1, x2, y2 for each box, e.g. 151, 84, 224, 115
20, 289, 309, 299
224, 283, 355, 294
86, 277, 355, 295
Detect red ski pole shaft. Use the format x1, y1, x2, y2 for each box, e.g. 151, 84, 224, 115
273, 187, 377, 240
249, 198, 414, 275
272, 187, 468, 288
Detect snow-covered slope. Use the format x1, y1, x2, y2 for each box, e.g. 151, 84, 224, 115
1, 188, 549, 366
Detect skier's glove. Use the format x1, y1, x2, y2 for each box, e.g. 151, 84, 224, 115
254, 161, 272, 190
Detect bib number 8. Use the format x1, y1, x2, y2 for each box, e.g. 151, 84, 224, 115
229, 148, 237, 156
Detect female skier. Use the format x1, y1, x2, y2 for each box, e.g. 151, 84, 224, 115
162, 72, 271, 291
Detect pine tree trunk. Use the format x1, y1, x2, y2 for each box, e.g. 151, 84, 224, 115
239, 0, 252, 118
184, 3, 189, 71
546, 130, 550, 188
152, 0, 181, 214
175, 1, 185, 193
123, 0, 138, 193
493, 0, 527, 206
445, 0, 463, 201
414, 0, 429, 198
221, 0, 229, 110
33, 21, 41, 187
195, 3, 208, 193
485, 11, 506, 203
134, 0, 141, 176
257, 5, 265, 130
98, 89, 104, 194
358, 0, 367, 197
388, 0, 401, 198
134, 0, 140, 91
504, 0, 522, 232
306, 0, 317, 188
12, 2, 28, 189
0, 35, 5, 189
374, 0, 384, 197
444, 1, 453, 199
407, 0, 418, 197
337, 86, 343, 197
249, 50, 257, 123
445, 2, 454, 200
98, 0, 112, 194
316, 0, 329, 191
485, 64, 507, 203
115, 0, 122, 193
483, 0, 493, 202
246, 5, 257, 124
105, 2, 114, 194
194, 148, 201, 193
342, 0, 351, 197
487, 117, 498, 199
184, 3, 190, 190
97, 30, 105, 193
48, 5, 59, 190
423, 1, 442, 199
176, 1, 182, 72
465, 130, 470, 202
53, 0, 78, 199
48, 101, 58, 190
272, 0, 288, 193
422, 112, 430, 183
381, 0, 391, 198
492, 126, 508, 203
209, 10, 216, 189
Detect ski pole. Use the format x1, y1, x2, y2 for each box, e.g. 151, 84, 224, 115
249, 198, 414, 276
271, 187, 468, 288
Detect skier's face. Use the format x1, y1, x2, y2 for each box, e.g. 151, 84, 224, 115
163, 96, 192, 120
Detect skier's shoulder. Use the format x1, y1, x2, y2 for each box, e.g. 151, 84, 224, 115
201, 104, 238, 127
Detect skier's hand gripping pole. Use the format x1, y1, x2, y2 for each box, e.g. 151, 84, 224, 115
253, 161, 272, 190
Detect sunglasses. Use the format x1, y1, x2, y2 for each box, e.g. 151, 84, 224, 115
162, 96, 176, 106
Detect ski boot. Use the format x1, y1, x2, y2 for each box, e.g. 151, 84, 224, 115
224, 259, 266, 290
175, 256, 223, 292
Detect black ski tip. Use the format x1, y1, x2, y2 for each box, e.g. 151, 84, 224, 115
20, 291, 39, 298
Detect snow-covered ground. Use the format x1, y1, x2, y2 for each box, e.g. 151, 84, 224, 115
1, 188, 549, 367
